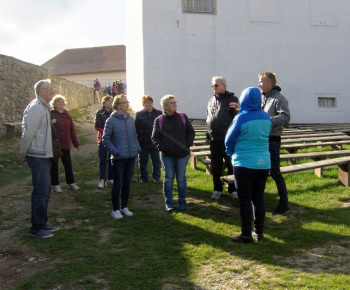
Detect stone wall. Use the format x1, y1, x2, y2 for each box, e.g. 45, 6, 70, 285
0, 54, 101, 136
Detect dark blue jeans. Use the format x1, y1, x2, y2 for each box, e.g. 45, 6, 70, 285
138, 148, 161, 182
98, 143, 113, 181
234, 166, 269, 236
111, 158, 135, 211
210, 140, 236, 193
269, 142, 289, 206
26, 157, 52, 234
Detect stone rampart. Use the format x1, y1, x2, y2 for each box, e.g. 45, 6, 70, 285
0, 54, 102, 136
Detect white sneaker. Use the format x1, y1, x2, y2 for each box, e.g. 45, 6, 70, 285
230, 191, 238, 199
69, 183, 79, 191
211, 191, 222, 200
111, 210, 123, 219
53, 185, 62, 193
120, 207, 133, 217
98, 179, 105, 188
108, 179, 114, 185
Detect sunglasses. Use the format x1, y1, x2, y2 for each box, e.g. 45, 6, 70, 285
212, 84, 219, 88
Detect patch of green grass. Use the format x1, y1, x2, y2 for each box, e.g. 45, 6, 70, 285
2, 132, 350, 289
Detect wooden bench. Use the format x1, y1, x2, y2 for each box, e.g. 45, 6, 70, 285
220, 156, 350, 187
281, 140, 350, 153
190, 151, 211, 169
281, 135, 350, 144
3, 122, 22, 140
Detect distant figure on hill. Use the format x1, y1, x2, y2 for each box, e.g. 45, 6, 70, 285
111, 82, 118, 97
117, 80, 124, 94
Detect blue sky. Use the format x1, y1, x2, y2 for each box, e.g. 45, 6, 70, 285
0, 0, 126, 65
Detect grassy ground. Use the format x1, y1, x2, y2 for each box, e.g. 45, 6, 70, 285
0, 110, 349, 289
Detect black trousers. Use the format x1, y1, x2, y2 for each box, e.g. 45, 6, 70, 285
51, 150, 75, 186
210, 140, 236, 193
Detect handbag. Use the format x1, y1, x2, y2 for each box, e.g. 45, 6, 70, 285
51, 116, 63, 162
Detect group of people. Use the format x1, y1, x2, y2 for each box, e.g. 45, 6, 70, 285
19, 72, 290, 242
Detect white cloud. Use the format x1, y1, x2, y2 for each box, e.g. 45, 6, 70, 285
0, 0, 126, 65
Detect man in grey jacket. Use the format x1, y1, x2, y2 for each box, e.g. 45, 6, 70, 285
19, 79, 59, 238
258, 72, 291, 215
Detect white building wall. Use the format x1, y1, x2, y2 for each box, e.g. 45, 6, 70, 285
126, 0, 350, 122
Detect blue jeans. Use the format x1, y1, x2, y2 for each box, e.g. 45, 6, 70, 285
160, 155, 190, 210
26, 157, 52, 234
98, 143, 113, 181
269, 142, 289, 206
138, 148, 161, 181
111, 158, 135, 211
234, 166, 269, 236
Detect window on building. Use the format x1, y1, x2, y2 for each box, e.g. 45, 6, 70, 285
183, 0, 217, 14
318, 97, 336, 108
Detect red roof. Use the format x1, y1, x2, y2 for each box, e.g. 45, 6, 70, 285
41, 45, 125, 75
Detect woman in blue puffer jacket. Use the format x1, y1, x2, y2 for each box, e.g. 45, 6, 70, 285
103, 94, 141, 220
225, 87, 272, 243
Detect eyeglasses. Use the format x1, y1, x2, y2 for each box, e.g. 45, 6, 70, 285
212, 84, 219, 88
118, 101, 130, 105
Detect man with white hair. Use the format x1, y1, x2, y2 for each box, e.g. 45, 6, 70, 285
206, 76, 239, 200
19, 79, 59, 238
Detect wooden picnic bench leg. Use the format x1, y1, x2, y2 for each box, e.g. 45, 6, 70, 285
5, 125, 16, 140
285, 148, 298, 154
330, 144, 342, 150
338, 162, 350, 187
190, 155, 197, 169
313, 157, 323, 177
206, 157, 212, 175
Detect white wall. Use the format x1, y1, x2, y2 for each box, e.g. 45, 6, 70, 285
127, 0, 350, 122
126, 0, 146, 112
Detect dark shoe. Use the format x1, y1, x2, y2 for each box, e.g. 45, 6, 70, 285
270, 205, 290, 215
252, 232, 264, 242
178, 201, 186, 212
231, 234, 254, 244
153, 179, 160, 184
140, 180, 148, 183
31, 229, 53, 238
44, 225, 59, 232
166, 208, 173, 213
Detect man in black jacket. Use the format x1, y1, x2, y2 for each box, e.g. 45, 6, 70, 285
206, 76, 239, 200
135, 96, 162, 183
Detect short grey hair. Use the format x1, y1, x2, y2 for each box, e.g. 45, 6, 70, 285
160, 94, 176, 108
212, 76, 227, 87
34, 79, 51, 97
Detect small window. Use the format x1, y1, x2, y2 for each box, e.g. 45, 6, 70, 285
183, 0, 217, 14
318, 97, 336, 108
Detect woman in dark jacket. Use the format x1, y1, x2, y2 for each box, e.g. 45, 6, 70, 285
135, 95, 162, 183
152, 95, 195, 212
94, 95, 114, 188
103, 95, 141, 220
50, 95, 80, 193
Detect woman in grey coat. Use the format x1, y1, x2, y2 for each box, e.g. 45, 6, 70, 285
102, 95, 141, 220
